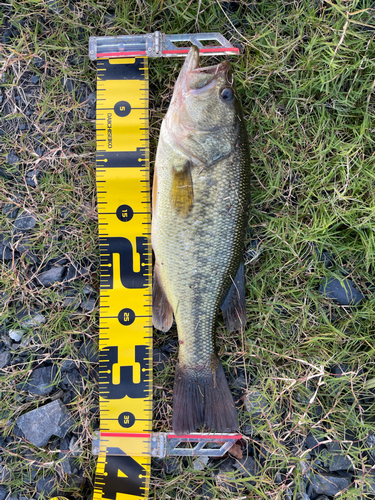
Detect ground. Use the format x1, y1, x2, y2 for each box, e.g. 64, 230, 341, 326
0, 1, 374, 499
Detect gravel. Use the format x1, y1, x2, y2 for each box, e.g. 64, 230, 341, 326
0, 351, 11, 368
243, 389, 278, 429
66, 261, 89, 280
0, 244, 12, 260
36, 266, 65, 286
36, 475, 58, 496
193, 456, 209, 471
17, 366, 57, 396
80, 339, 99, 363
311, 473, 351, 496
8, 329, 25, 342
319, 276, 364, 305
153, 348, 169, 371
6, 150, 19, 164
233, 456, 257, 481
16, 399, 74, 447
13, 212, 37, 231
80, 297, 96, 312
305, 431, 326, 454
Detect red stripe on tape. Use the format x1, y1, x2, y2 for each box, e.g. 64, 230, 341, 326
101, 432, 151, 438
163, 47, 239, 55
98, 51, 147, 58
167, 433, 242, 439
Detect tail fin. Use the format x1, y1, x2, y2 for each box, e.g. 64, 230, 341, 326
172, 359, 238, 435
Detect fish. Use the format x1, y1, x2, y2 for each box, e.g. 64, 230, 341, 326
151, 45, 251, 435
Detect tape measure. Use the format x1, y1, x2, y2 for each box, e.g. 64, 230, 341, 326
92, 56, 152, 500
49, 33, 240, 500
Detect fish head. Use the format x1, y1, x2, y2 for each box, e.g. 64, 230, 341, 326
166, 46, 241, 163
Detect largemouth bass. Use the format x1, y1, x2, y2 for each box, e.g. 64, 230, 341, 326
152, 46, 251, 435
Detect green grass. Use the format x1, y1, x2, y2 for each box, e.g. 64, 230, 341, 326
0, 0, 375, 498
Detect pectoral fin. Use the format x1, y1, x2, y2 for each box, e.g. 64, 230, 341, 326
170, 160, 193, 216
221, 261, 247, 332
153, 264, 173, 332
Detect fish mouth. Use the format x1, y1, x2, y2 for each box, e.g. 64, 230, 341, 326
184, 45, 232, 89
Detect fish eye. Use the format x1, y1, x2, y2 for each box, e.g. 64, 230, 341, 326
220, 87, 234, 101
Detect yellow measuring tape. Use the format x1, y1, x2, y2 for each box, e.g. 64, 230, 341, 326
93, 57, 152, 499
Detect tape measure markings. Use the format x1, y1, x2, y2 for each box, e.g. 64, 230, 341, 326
93, 56, 152, 500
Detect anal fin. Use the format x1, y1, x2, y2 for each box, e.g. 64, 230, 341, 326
153, 264, 173, 332
221, 260, 247, 332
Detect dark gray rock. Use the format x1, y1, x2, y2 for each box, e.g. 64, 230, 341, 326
243, 424, 253, 436
2, 25, 19, 44
60, 369, 84, 395
88, 91, 96, 106
306, 432, 326, 453
314, 248, 335, 268
80, 339, 98, 363
330, 454, 353, 473
0, 244, 12, 260
296, 494, 310, 500
319, 276, 364, 305
0, 464, 10, 482
61, 77, 76, 94
34, 57, 45, 68
31, 75, 40, 84
10, 234, 39, 263
57, 451, 74, 475
161, 338, 178, 354
37, 266, 65, 286
201, 483, 215, 499
80, 297, 96, 312
358, 469, 375, 493
243, 389, 278, 428
229, 371, 248, 391
6, 150, 19, 164
216, 457, 236, 473
315, 496, 330, 500
233, 456, 257, 481
14, 212, 37, 231
62, 390, 75, 404
311, 473, 350, 496
0, 351, 11, 368
16, 399, 74, 447
330, 363, 351, 378
61, 359, 77, 372
0, 486, 7, 500
67, 262, 89, 280
153, 348, 168, 371
36, 475, 58, 495
367, 434, 375, 461
35, 146, 44, 157
326, 446, 352, 472
18, 366, 56, 396
193, 455, 209, 471
63, 295, 80, 309
163, 457, 180, 475
2, 197, 20, 218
